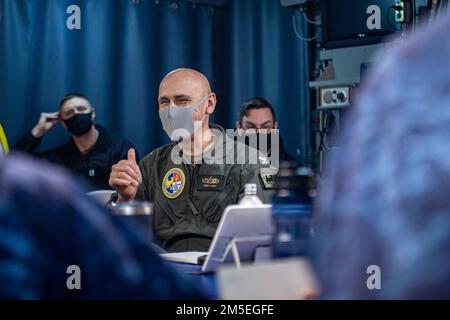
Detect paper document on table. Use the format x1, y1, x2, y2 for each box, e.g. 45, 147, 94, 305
217, 258, 321, 300
160, 251, 209, 265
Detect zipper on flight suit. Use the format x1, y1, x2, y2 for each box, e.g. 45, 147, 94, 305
187, 164, 200, 216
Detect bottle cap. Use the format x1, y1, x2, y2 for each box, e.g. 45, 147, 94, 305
244, 183, 257, 195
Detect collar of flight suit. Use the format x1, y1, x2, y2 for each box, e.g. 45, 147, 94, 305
169, 123, 269, 174
172, 123, 227, 177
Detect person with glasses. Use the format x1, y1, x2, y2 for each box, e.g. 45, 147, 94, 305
236, 97, 298, 163
14, 93, 137, 190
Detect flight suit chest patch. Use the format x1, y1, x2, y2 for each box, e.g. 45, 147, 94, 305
260, 173, 274, 189
196, 175, 225, 191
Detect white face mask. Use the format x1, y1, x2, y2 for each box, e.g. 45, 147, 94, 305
159, 96, 209, 141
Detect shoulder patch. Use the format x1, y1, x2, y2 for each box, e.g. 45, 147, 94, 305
260, 173, 274, 189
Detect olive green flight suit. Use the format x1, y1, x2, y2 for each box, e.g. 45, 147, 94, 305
135, 124, 272, 252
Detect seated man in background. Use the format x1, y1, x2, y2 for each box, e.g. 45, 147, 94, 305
109, 68, 271, 253
313, 12, 450, 299
236, 97, 298, 163
14, 93, 137, 190
0, 153, 205, 299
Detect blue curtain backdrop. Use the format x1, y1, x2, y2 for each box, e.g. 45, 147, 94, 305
0, 0, 311, 164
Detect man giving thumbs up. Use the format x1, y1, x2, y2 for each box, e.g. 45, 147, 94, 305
109, 68, 271, 252
109, 148, 142, 201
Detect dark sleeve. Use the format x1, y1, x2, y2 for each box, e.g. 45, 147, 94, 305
14, 130, 43, 154
135, 151, 155, 202
13, 130, 61, 161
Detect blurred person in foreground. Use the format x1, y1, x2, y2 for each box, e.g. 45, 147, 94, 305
313, 14, 450, 299
0, 153, 204, 299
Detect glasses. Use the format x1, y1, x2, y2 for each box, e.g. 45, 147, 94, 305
61, 105, 91, 119
242, 126, 274, 132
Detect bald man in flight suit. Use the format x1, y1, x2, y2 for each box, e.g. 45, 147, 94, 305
109, 68, 272, 252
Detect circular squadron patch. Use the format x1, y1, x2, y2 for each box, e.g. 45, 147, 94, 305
162, 168, 186, 199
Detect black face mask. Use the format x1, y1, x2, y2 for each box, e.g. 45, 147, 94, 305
63, 112, 93, 136
243, 132, 272, 154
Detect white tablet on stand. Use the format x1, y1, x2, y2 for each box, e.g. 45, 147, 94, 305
201, 204, 274, 273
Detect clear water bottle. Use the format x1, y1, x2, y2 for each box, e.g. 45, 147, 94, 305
239, 183, 263, 206
271, 162, 316, 258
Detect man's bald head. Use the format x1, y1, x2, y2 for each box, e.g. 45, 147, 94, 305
159, 68, 211, 98
157, 68, 217, 124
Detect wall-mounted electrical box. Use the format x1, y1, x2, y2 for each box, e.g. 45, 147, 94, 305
319, 86, 351, 109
